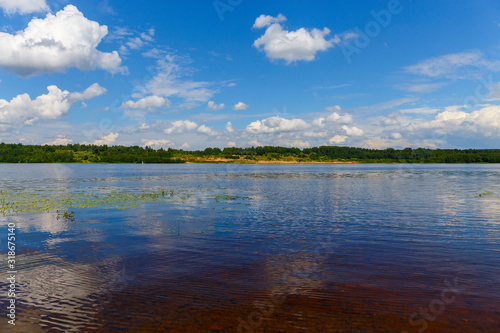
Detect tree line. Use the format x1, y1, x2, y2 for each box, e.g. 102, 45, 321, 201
1, 143, 500, 163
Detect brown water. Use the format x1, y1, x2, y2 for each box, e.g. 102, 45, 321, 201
1, 164, 499, 332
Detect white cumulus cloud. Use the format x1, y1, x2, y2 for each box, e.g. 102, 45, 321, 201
164, 120, 198, 134
141, 139, 174, 149
325, 105, 341, 112
225, 121, 234, 133
121, 96, 170, 110
0, 83, 106, 127
253, 14, 337, 64
248, 139, 263, 147
93, 132, 118, 145
0, 0, 48, 14
342, 125, 364, 136
207, 101, 225, 110
233, 102, 249, 110
410, 106, 500, 137
326, 112, 353, 124
313, 112, 353, 128
253, 14, 287, 29
197, 125, 218, 136
0, 5, 124, 76
45, 135, 73, 145
389, 132, 402, 140
374, 105, 500, 146
329, 135, 348, 144
246, 116, 310, 134
312, 117, 325, 128
67, 83, 107, 103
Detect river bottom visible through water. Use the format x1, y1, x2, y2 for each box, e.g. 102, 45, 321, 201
0, 163, 499, 332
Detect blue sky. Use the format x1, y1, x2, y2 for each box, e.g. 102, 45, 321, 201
1, 0, 500, 150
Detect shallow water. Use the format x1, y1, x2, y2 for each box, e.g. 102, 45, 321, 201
1, 163, 499, 332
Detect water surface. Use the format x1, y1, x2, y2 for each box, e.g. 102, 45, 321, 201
1, 164, 499, 332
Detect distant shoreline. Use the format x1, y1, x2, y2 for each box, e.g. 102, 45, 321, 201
0, 160, 498, 164
1, 143, 500, 163
184, 160, 359, 164
251, 160, 358, 164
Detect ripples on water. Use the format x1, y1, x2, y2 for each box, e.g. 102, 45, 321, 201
0, 164, 499, 332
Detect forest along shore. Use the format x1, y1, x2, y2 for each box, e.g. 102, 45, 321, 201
1, 143, 500, 163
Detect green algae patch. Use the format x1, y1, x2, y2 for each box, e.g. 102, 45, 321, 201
0, 188, 196, 216
474, 191, 497, 197
210, 194, 250, 203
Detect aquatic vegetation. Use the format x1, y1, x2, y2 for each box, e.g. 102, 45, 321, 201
161, 229, 178, 233
211, 194, 247, 203
56, 210, 75, 221
161, 227, 180, 235
0, 188, 196, 216
475, 192, 497, 197
0, 187, 255, 217
199, 228, 232, 234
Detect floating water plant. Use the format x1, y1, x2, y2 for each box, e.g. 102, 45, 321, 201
211, 194, 249, 203
0, 186, 255, 217
160, 229, 178, 233
55, 210, 75, 221
0, 188, 195, 216
475, 192, 497, 197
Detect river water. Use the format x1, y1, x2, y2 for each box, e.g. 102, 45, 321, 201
0, 163, 499, 332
